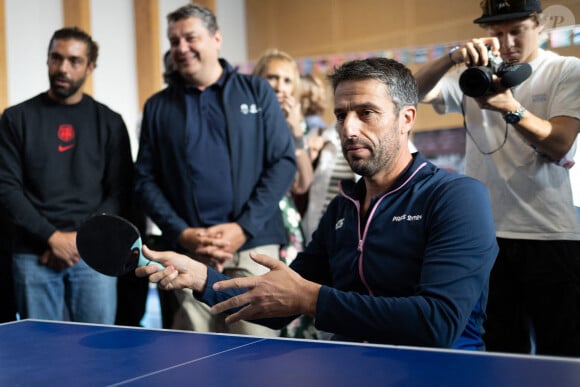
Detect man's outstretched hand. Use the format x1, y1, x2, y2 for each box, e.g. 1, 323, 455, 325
210, 252, 321, 324
135, 245, 208, 293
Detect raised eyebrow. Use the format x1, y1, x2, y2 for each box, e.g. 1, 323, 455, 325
334, 102, 378, 115
356, 102, 379, 111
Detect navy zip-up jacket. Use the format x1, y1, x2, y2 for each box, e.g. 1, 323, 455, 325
135, 59, 296, 250
198, 154, 498, 349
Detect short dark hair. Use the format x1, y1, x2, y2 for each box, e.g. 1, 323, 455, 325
167, 3, 219, 35
48, 27, 99, 66
328, 58, 418, 114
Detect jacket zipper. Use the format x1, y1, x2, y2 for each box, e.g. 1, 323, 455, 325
340, 162, 428, 295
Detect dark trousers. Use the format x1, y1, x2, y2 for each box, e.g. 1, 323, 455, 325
115, 271, 149, 326
0, 248, 17, 322
0, 218, 17, 323
484, 238, 580, 356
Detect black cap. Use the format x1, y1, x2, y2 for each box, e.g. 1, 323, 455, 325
473, 0, 542, 24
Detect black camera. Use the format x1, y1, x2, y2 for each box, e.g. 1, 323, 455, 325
459, 48, 532, 98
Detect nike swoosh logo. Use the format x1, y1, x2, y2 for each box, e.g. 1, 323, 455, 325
58, 144, 75, 152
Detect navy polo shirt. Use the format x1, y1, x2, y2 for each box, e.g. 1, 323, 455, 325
184, 70, 233, 225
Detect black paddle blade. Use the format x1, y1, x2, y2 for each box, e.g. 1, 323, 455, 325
76, 214, 142, 276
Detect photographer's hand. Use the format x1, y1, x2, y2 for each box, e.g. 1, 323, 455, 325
474, 82, 517, 113
416, 37, 500, 104
450, 37, 500, 67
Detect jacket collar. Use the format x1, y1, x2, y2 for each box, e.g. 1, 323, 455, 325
340, 153, 433, 201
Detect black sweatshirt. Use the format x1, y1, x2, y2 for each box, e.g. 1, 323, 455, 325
0, 93, 133, 253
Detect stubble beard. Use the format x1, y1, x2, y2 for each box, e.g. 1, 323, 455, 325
343, 123, 400, 178
49, 74, 85, 100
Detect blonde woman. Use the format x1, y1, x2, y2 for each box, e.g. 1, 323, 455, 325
253, 49, 319, 339
252, 49, 313, 265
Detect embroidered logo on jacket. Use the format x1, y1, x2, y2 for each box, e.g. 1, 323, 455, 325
335, 218, 344, 230
392, 214, 423, 222
57, 124, 76, 152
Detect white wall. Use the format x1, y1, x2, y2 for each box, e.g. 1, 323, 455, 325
216, 0, 247, 66
3, 0, 247, 157
5, 0, 61, 105
91, 0, 140, 156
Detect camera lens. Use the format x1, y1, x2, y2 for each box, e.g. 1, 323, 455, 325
459, 67, 494, 97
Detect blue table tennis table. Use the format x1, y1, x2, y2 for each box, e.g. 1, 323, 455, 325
1, 319, 579, 386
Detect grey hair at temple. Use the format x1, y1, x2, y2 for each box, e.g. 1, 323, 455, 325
328, 57, 418, 114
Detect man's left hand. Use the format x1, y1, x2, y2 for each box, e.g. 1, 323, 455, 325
210, 252, 321, 324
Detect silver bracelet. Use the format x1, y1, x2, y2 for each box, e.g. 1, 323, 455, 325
448, 45, 461, 65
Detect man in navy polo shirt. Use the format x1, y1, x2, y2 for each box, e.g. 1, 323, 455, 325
134, 3, 296, 336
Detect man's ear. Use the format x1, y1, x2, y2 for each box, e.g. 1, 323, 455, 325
400, 105, 417, 134
214, 29, 223, 50
86, 61, 96, 76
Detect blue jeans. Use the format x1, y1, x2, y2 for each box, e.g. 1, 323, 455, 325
12, 253, 117, 324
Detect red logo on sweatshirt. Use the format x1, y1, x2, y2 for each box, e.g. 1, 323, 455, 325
57, 124, 76, 152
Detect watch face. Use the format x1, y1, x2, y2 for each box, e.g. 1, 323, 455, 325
504, 112, 521, 124
504, 107, 525, 124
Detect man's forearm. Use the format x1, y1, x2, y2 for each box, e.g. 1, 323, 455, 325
511, 114, 579, 161
415, 51, 456, 101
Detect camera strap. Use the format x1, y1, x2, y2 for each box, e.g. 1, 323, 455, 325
461, 95, 508, 155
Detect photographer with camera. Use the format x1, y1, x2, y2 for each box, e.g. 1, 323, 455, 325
415, 0, 580, 357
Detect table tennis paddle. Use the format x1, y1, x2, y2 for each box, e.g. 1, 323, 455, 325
76, 213, 163, 276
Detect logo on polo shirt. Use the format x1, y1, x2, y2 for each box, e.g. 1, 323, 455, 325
240, 104, 260, 115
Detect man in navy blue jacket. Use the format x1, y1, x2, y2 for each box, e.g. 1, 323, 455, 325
134, 4, 296, 336
137, 57, 498, 350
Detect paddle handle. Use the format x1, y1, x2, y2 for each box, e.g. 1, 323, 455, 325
138, 255, 165, 270
132, 239, 164, 271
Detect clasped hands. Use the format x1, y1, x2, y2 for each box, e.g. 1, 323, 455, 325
178, 222, 246, 272
135, 247, 321, 325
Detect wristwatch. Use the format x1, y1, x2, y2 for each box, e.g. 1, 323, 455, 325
503, 106, 526, 124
